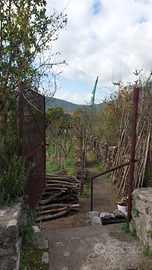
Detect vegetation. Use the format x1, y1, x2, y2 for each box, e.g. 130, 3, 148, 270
89, 150, 104, 172
45, 97, 101, 113
132, 207, 140, 217
20, 242, 49, 270
0, 0, 67, 205
122, 222, 139, 240
0, 1, 67, 269
19, 203, 40, 269
143, 242, 152, 259
80, 176, 91, 198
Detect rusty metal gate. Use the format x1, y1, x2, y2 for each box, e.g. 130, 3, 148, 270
19, 81, 46, 211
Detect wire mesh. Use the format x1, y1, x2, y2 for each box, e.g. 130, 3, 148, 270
19, 82, 45, 211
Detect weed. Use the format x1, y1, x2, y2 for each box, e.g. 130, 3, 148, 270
28, 243, 49, 270
132, 207, 140, 217
143, 242, 152, 259
122, 222, 139, 240
116, 193, 124, 200
80, 176, 91, 198
130, 228, 139, 240
122, 222, 130, 233
106, 172, 111, 178
87, 145, 90, 151
19, 202, 40, 269
89, 151, 104, 172
149, 230, 152, 239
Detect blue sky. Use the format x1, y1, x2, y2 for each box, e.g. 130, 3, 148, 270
44, 0, 152, 104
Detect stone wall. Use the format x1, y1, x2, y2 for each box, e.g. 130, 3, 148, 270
0, 202, 26, 270
130, 188, 152, 250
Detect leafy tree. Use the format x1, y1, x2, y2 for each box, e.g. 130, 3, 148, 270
96, 85, 133, 145
0, 0, 67, 205
0, 0, 67, 114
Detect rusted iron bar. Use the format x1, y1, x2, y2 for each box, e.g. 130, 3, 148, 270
24, 144, 44, 159
44, 97, 46, 191
127, 88, 139, 222
92, 161, 131, 180
91, 160, 138, 211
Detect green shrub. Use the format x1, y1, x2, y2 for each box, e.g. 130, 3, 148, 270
0, 106, 29, 206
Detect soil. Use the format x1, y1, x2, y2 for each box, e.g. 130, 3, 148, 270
39, 153, 119, 231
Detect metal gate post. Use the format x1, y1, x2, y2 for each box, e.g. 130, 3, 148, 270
127, 87, 139, 222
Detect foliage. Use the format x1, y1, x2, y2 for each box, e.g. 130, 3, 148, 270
106, 172, 111, 178
89, 151, 104, 172
0, 0, 67, 205
122, 222, 139, 240
0, 97, 30, 205
132, 207, 140, 217
80, 176, 91, 198
116, 193, 124, 200
122, 222, 130, 233
46, 138, 76, 175
130, 228, 139, 240
46, 107, 64, 126
71, 106, 90, 149
0, 0, 67, 109
27, 243, 49, 270
19, 202, 40, 269
149, 230, 152, 239
95, 84, 133, 145
143, 242, 152, 259
87, 145, 91, 151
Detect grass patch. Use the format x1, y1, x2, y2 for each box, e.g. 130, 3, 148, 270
87, 145, 90, 151
143, 243, 152, 259
132, 207, 140, 217
80, 176, 91, 198
46, 160, 60, 174
116, 193, 124, 200
106, 172, 111, 178
46, 148, 76, 176
122, 222, 139, 240
89, 151, 104, 172
21, 242, 49, 270
122, 222, 130, 233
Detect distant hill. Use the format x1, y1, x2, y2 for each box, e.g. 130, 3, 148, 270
45, 97, 103, 114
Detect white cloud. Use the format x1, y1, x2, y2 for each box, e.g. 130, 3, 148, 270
54, 88, 93, 104
45, 0, 152, 102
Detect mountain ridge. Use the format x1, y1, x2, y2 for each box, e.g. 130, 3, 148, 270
45, 97, 101, 114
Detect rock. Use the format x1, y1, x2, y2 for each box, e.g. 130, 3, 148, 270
114, 209, 125, 218
100, 212, 115, 220
42, 252, 49, 264
87, 212, 102, 226
91, 216, 102, 226
33, 225, 41, 233
87, 211, 100, 219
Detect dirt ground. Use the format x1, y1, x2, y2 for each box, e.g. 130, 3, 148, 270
39, 153, 118, 231
35, 154, 152, 269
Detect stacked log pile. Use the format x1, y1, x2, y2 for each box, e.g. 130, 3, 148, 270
89, 128, 151, 198
105, 146, 118, 170
36, 173, 80, 222
98, 141, 108, 166
113, 124, 151, 197
89, 136, 116, 169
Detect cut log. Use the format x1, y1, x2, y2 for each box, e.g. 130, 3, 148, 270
36, 209, 69, 222
39, 191, 65, 205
